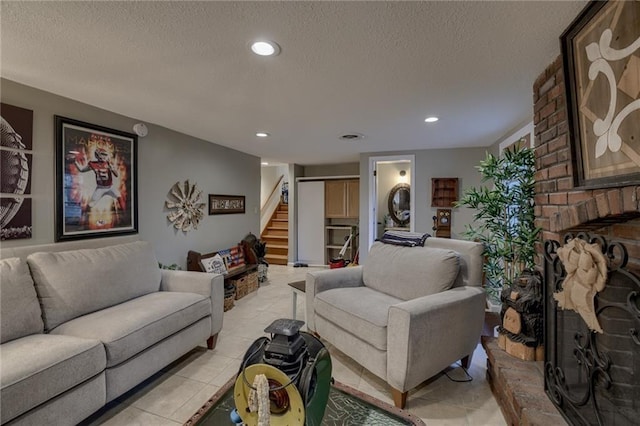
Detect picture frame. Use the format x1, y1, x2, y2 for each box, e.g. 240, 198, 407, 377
1, 103, 34, 240
55, 116, 138, 241
200, 254, 228, 275
209, 194, 245, 215
561, 0, 640, 189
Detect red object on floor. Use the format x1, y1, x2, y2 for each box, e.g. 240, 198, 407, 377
329, 258, 346, 269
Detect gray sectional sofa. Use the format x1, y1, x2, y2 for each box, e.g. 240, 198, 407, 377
0, 238, 224, 425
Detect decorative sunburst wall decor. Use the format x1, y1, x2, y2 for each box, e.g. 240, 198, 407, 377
165, 180, 205, 232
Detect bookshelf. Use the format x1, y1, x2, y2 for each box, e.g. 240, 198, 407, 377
325, 223, 357, 262
431, 178, 458, 207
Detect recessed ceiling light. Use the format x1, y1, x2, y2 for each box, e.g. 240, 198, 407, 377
261, 162, 269, 166
256, 132, 270, 138
425, 116, 439, 123
339, 133, 365, 141
251, 41, 281, 56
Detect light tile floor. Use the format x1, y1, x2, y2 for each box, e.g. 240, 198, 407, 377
81, 265, 506, 425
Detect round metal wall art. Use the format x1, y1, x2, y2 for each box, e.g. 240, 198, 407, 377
165, 179, 205, 232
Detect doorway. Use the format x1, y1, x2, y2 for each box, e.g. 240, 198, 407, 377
368, 155, 415, 248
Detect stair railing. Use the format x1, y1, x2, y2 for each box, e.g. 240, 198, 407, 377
260, 174, 285, 235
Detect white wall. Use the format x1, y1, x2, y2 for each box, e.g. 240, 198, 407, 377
260, 164, 288, 206
376, 162, 411, 226
359, 147, 488, 262
1, 79, 260, 268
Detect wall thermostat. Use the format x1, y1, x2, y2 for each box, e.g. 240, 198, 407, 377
133, 123, 148, 137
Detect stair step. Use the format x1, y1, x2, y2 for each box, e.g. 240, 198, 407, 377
262, 235, 288, 241
267, 243, 288, 256
269, 223, 288, 229
267, 228, 288, 236
267, 244, 288, 249
266, 254, 288, 260
258, 198, 289, 262
268, 228, 288, 234
265, 254, 288, 265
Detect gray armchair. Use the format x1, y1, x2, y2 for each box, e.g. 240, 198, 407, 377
306, 237, 485, 408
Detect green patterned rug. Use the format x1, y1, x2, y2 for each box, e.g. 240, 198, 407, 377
185, 376, 424, 426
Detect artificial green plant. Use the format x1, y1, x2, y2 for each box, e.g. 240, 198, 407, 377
457, 141, 540, 303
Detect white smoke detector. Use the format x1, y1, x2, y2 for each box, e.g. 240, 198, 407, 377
133, 123, 148, 137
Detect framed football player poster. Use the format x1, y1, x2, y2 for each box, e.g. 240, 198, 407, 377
55, 116, 138, 241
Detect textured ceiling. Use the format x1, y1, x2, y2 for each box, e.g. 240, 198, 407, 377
1, 1, 587, 165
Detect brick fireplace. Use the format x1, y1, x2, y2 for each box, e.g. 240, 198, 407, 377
532, 57, 640, 272
485, 56, 640, 426
534, 58, 640, 425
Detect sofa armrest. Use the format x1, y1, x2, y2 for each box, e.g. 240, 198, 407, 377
305, 266, 364, 332
160, 270, 224, 337
387, 286, 485, 392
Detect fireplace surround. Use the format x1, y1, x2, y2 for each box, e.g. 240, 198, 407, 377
544, 233, 640, 425
531, 52, 640, 425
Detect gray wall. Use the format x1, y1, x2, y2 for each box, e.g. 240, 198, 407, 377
359, 147, 488, 262
488, 138, 501, 157
303, 162, 359, 177
1, 79, 260, 268
289, 164, 304, 263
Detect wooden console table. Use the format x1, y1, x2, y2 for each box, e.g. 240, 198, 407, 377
187, 248, 257, 284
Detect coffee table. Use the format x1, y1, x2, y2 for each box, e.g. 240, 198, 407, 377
288, 280, 306, 322
185, 376, 425, 426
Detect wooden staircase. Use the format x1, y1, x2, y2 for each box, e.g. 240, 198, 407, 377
261, 203, 289, 265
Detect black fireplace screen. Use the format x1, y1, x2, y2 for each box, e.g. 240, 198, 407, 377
544, 233, 640, 426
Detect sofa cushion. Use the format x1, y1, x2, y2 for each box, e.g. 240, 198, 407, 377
424, 238, 485, 288
51, 291, 211, 367
0, 258, 44, 343
315, 286, 402, 351
0, 334, 105, 424
363, 242, 460, 300
27, 241, 162, 330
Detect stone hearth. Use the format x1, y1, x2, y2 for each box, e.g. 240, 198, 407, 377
482, 337, 566, 426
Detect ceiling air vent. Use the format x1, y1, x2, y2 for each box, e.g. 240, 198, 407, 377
339, 133, 364, 141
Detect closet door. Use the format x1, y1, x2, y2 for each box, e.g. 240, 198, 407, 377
346, 179, 360, 218
325, 180, 347, 218
297, 181, 325, 265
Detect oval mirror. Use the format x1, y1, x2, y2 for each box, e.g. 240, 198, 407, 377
387, 183, 410, 227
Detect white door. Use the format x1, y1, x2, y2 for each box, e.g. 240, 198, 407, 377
297, 181, 325, 265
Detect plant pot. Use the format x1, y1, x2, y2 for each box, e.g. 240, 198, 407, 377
486, 297, 502, 313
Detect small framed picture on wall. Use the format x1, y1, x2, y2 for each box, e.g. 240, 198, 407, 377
208, 194, 245, 215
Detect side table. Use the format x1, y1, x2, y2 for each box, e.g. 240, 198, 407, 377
287, 280, 306, 323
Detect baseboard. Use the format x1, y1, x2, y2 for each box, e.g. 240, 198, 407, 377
288, 262, 329, 268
